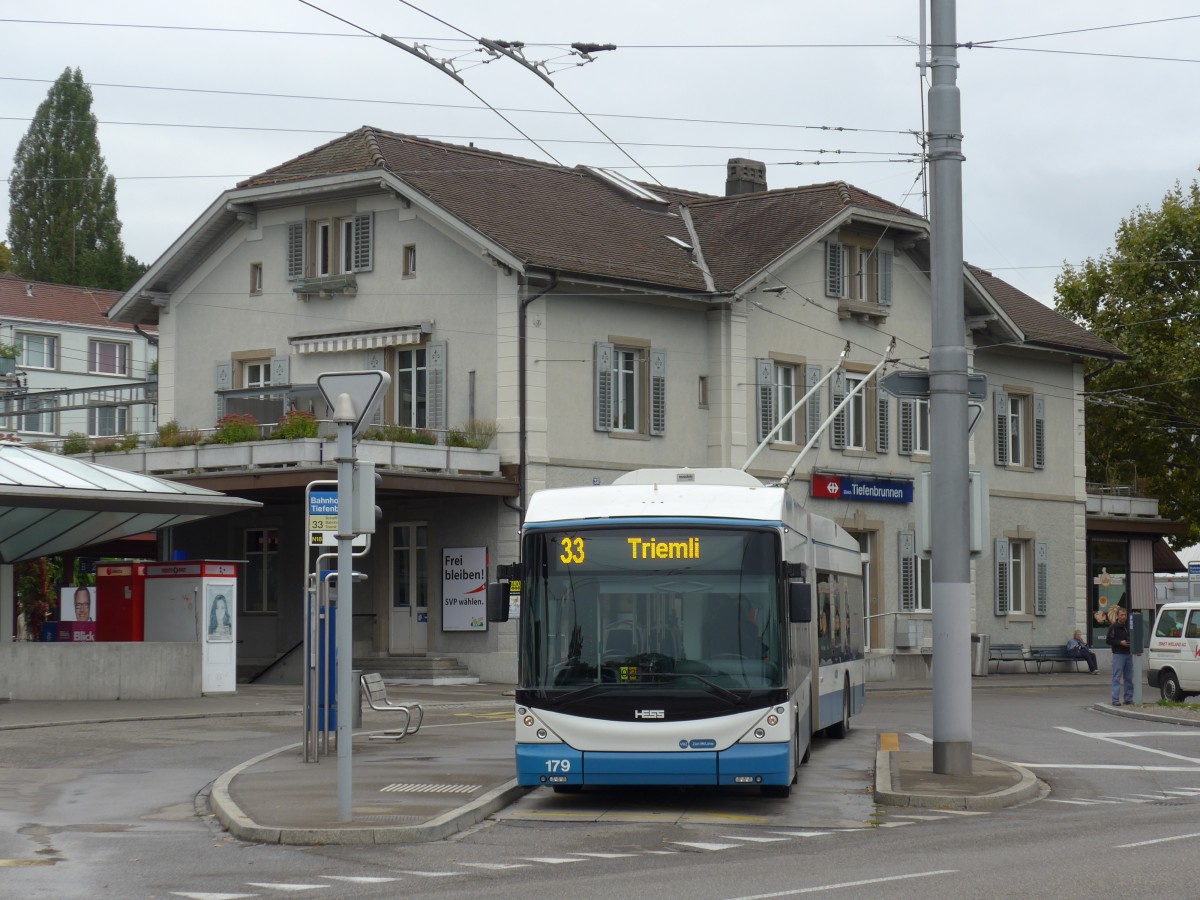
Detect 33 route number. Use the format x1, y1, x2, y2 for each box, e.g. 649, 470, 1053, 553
559, 536, 585, 565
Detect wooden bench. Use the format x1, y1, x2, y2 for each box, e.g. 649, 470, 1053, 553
360, 672, 424, 741
988, 643, 1031, 673
1028, 644, 1089, 674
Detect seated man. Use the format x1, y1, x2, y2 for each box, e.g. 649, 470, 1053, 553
1066, 629, 1099, 673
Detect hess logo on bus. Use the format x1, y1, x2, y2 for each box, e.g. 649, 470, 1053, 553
634, 709, 665, 719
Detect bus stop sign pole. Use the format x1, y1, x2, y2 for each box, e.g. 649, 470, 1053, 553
317, 371, 390, 822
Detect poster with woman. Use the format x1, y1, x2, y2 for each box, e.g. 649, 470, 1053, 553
206, 587, 233, 642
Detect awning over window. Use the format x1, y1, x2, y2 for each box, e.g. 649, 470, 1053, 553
289, 326, 427, 355
0, 443, 260, 563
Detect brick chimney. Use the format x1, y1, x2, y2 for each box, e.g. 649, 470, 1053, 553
726, 158, 767, 196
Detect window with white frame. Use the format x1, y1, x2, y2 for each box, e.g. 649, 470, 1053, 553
88, 406, 128, 437
773, 363, 796, 443
900, 397, 931, 455
594, 341, 667, 437
18, 333, 56, 369
994, 536, 1048, 617
825, 237, 894, 304
993, 390, 1045, 469
243, 361, 272, 390
844, 373, 867, 449
16, 397, 56, 434
243, 528, 279, 613
88, 339, 129, 376
285, 213, 373, 280
397, 347, 428, 428
392, 523, 429, 611
403, 244, 417, 277
250, 262, 263, 295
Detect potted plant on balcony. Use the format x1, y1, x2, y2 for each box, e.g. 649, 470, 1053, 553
0, 341, 19, 376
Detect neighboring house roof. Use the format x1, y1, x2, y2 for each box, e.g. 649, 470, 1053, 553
115, 126, 1115, 359
966, 264, 1124, 360
0, 272, 149, 333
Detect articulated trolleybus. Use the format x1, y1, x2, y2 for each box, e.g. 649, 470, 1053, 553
487, 468, 865, 797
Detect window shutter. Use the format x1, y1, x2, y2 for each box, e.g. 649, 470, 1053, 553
994, 537, 1010, 616
993, 391, 1009, 467
352, 212, 373, 272
805, 364, 822, 442
1034, 540, 1049, 616
898, 398, 915, 455
594, 342, 614, 432
830, 369, 847, 450
876, 392, 890, 453
271, 357, 290, 385
286, 222, 306, 280
214, 360, 232, 420
756, 358, 775, 442
426, 340, 447, 432
899, 531, 916, 612
878, 249, 894, 305
825, 241, 844, 298
649, 348, 666, 436
1033, 394, 1046, 469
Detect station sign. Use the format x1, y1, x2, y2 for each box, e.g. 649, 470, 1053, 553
811, 473, 913, 504
308, 491, 367, 547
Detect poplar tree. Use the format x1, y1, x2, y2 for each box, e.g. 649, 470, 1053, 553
7, 67, 144, 290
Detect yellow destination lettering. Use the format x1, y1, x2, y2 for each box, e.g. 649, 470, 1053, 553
626, 537, 701, 561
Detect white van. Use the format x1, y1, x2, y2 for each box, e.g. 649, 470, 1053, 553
1147, 602, 1200, 701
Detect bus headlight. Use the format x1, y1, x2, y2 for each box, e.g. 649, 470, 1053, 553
754, 728, 766, 739
767, 714, 779, 726
536, 729, 547, 739
523, 715, 535, 727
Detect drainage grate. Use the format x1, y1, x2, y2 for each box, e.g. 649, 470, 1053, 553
380, 783, 481, 794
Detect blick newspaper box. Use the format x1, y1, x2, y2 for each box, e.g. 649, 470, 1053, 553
143, 561, 238, 695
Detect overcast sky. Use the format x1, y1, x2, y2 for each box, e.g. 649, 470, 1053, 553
3, 2, 1200, 308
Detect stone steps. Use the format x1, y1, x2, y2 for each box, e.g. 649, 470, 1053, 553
353, 654, 477, 684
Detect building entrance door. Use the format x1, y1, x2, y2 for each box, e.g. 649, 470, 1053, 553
390, 522, 429, 655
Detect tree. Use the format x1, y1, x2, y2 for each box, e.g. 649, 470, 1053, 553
7, 67, 144, 290
0, 241, 10, 272
1055, 177, 1200, 548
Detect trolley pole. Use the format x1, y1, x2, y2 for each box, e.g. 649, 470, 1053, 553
928, 0, 972, 775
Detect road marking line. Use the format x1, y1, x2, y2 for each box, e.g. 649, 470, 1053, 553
1117, 831, 1200, 848
1056, 727, 1200, 764
1100, 797, 1156, 803
1046, 799, 1119, 805
572, 852, 640, 858
718, 835, 791, 842
723, 868, 957, 898
671, 841, 741, 851
890, 814, 951, 820
169, 894, 255, 900
907, 732, 933, 744
0, 859, 57, 867
398, 871, 458, 877
1012, 764, 1200, 771
1093, 732, 1200, 738
876, 822, 914, 828
457, 863, 531, 870
245, 884, 325, 891
767, 830, 834, 837
931, 809, 987, 816
519, 857, 586, 864
320, 876, 398, 883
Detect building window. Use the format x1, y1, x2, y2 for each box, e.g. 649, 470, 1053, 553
1008, 540, 1026, 614
773, 363, 796, 443
397, 347, 428, 428
243, 361, 272, 390
244, 528, 279, 613
844, 374, 867, 450
392, 523, 429, 611
698, 375, 708, 409
403, 244, 417, 277
286, 214, 373, 281
88, 406, 128, 437
825, 238, 893, 304
916, 556, 932, 611
611, 347, 641, 432
994, 390, 1045, 469
18, 333, 56, 369
16, 397, 56, 435
250, 262, 263, 295
315, 221, 332, 277
88, 340, 129, 376
594, 341, 665, 437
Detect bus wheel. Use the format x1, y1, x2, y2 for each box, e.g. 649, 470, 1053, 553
828, 680, 851, 739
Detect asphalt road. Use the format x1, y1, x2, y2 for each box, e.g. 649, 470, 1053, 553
4, 683, 1199, 899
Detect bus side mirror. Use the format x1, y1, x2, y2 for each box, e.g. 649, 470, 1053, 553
487, 582, 510, 623
789, 582, 812, 623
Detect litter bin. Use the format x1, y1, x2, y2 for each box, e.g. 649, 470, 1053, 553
352, 669, 363, 729
971, 633, 990, 677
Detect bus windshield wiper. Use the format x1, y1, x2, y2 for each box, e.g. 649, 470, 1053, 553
548, 682, 622, 706
645, 671, 744, 704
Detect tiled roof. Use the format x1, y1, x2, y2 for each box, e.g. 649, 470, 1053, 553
967, 265, 1124, 359
0, 273, 144, 332
238, 127, 1117, 357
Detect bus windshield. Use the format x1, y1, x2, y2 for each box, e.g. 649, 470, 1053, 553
520, 526, 784, 696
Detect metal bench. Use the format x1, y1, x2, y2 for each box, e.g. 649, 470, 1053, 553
988, 643, 1031, 673
1028, 644, 1089, 674
360, 672, 424, 741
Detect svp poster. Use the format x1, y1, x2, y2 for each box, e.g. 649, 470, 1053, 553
442, 546, 488, 632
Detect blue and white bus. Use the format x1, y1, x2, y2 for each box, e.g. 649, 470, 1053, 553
488, 467, 865, 797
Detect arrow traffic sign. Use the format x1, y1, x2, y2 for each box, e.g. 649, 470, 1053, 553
879, 371, 988, 401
